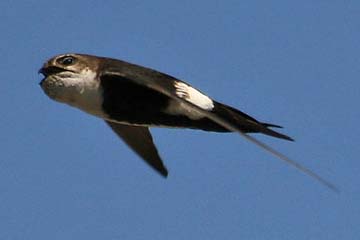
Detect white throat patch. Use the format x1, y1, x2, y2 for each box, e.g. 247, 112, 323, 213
42, 68, 107, 118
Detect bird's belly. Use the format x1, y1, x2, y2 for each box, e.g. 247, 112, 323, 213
105, 107, 227, 132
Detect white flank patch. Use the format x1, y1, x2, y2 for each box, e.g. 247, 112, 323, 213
174, 82, 214, 110
165, 81, 214, 119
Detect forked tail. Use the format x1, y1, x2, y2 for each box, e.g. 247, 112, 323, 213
213, 102, 294, 141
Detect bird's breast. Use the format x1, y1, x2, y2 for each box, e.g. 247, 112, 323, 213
41, 70, 108, 119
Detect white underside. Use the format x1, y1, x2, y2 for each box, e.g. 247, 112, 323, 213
41, 68, 108, 119
104, 118, 187, 128
42, 71, 215, 125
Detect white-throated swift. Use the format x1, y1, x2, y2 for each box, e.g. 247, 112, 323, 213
39, 53, 337, 191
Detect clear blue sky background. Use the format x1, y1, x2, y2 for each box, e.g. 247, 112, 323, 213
1, 1, 359, 239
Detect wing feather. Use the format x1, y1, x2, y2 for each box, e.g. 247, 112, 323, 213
100, 64, 337, 192
106, 121, 168, 177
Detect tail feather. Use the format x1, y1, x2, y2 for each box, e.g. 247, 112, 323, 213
262, 123, 283, 128
213, 102, 294, 141
258, 125, 294, 141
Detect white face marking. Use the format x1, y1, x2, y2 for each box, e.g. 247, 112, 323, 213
41, 68, 108, 118
165, 81, 214, 120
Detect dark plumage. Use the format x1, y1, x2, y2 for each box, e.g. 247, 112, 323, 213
39, 53, 337, 192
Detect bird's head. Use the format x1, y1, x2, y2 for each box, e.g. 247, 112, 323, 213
39, 53, 100, 104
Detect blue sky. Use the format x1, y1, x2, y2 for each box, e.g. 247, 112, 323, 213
1, 0, 359, 239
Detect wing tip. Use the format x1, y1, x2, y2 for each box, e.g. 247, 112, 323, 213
158, 167, 168, 178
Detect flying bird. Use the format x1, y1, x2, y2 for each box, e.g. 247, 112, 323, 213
39, 53, 337, 191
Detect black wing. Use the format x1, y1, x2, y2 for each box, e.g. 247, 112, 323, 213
100, 61, 337, 192
106, 121, 168, 177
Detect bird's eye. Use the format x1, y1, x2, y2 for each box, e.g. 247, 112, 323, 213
58, 56, 76, 66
